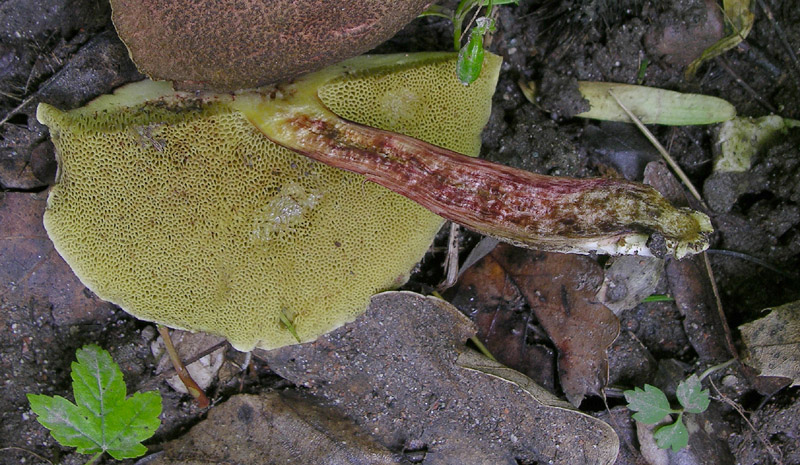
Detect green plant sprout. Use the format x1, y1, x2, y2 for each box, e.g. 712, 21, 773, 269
280, 308, 302, 343
422, 0, 519, 84
456, 16, 495, 85
624, 359, 735, 451
642, 294, 674, 303
27, 345, 162, 465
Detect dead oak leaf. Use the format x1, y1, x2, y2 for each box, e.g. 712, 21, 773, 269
454, 244, 620, 406
449, 245, 557, 392
0, 192, 113, 325
262, 291, 620, 464
739, 300, 800, 387
152, 392, 405, 464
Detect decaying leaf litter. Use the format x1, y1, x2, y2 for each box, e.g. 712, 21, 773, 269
2, 0, 800, 464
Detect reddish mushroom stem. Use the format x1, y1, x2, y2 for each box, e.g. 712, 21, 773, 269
240, 97, 711, 258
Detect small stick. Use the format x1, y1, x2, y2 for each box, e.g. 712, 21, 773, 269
0, 89, 22, 101
698, 358, 737, 381
755, 0, 800, 89
703, 253, 739, 360
279, 308, 302, 343
85, 451, 104, 465
240, 351, 253, 372
736, 41, 782, 79
0, 93, 36, 127
709, 378, 783, 464
238, 351, 253, 392
430, 291, 496, 362
715, 57, 776, 113
157, 325, 210, 408
607, 90, 708, 209
139, 339, 228, 390
0, 447, 53, 465
469, 335, 497, 361
706, 249, 798, 279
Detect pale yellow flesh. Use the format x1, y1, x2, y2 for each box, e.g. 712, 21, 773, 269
39, 52, 501, 350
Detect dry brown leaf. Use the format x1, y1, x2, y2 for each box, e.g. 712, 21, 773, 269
153, 392, 405, 464
449, 248, 557, 392
0, 192, 113, 324
739, 300, 800, 386
262, 291, 619, 464
455, 245, 620, 407
496, 248, 620, 406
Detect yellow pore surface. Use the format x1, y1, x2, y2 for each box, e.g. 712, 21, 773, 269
39, 52, 501, 350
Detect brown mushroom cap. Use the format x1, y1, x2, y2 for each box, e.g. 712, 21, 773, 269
110, 0, 431, 91
38, 52, 501, 350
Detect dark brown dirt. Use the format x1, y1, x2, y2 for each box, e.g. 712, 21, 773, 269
1, 0, 799, 464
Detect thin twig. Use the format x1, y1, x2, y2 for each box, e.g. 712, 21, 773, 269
428, 292, 493, 360
0, 89, 23, 101
239, 350, 253, 372
0, 446, 53, 465
85, 451, 105, 465
706, 249, 798, 279
138, 339, 229, 391
703, 252, 739, 359
0, 93, 37, 127
238, 351, 253, 393
161, 340, 228, 378
157, 325, 210, 408
716, 56, 777, 113
709, 378, 783, 464
461, 2, 487, 46
2, 33, 70, 127
607, 90, 708, 209
599, 392, 651, 465
756, 0, 800, 90
631, 107, 734, 359
698, 358, 737, 381
736, 41, 782, 79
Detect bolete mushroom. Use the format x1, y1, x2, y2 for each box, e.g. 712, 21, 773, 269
110, 0, 431, 91
40, 52, 711, 351
38, 52, 501, 351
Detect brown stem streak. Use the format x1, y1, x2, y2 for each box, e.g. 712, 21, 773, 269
158, 325, 210, 408
263, 110, 710, 257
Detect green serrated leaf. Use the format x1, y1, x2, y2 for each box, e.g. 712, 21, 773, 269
27, 345, 162, 460
27, 394, 103, 455
71, 343, 126, 418
105, 391, 162, 459
654, 416, 689, 451
676, 374, 710, 413
624, 384, 673, 424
